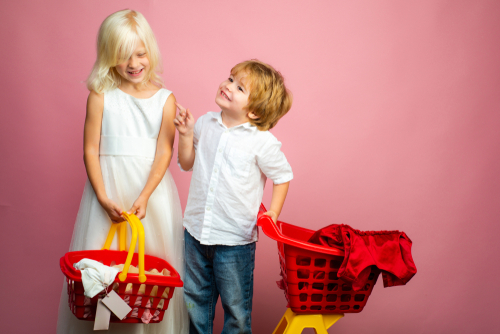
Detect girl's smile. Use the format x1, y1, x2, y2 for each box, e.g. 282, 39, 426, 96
115, 40, 150, 85
127, 68, 144, 77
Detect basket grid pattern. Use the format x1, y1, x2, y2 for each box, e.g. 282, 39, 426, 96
66, 276, 171, 323
275, 223, 379, 314
61, 249, 182, 323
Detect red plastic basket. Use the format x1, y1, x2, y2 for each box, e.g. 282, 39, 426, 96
257, 205, 379, 314
60, 213, 183, 323
60, 250, 183, 323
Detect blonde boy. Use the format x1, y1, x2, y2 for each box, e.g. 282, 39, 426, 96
174, 60, 293, 334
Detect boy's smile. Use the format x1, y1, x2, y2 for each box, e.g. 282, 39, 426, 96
215, 73, 251, 125
220, 90, 231, 101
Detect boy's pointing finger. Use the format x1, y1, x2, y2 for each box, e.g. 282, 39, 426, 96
174, 102, 186, 113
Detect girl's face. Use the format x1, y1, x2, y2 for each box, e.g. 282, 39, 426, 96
115, 40, 150, 85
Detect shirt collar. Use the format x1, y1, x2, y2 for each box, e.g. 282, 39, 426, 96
208, 111, 256, 130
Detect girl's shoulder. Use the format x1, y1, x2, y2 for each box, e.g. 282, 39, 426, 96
87, 90, 104, 109
88, 90, 104, 99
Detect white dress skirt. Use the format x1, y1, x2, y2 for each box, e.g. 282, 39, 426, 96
57, 88, 189, 334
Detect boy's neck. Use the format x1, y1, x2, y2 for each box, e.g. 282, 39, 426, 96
220, 110, 251, 129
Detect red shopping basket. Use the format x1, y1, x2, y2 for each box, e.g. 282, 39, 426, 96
60, 212, 183, 323
257, 205, 379, 314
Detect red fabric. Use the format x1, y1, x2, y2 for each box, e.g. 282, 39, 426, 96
308, 224, 417, 291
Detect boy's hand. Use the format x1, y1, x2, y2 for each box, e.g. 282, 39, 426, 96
173, 102, 195, 136
264, 210, 278, 224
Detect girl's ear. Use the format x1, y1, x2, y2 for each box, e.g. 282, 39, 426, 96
247, 111, 260, 120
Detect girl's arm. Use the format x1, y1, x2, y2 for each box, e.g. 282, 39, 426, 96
127, 94, 177, 219
264, 181, 290, 224
84, 91, 123, 223
173, 102, 196, 171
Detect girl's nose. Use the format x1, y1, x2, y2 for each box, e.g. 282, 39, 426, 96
129, 56, 139, 68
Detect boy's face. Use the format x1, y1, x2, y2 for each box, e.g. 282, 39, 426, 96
215, 72, 251, 118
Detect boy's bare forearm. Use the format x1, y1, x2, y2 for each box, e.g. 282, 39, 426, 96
178, 133, 196, 170
269, 182, 290, 218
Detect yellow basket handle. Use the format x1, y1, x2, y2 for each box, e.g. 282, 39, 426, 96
101, 213, 146, 283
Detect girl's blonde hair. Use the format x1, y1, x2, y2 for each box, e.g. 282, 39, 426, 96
231, 60, 293, 131
86, 9, 163, 93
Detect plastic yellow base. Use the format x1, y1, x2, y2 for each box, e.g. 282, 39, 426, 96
273, 309, 344, 334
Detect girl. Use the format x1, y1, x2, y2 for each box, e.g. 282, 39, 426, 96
57, 10, 188, 333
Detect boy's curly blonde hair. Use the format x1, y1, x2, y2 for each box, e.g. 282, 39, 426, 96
231, 60, 292, 131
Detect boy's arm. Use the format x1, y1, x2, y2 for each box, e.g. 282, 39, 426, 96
264, 181, 290, 224
174, 102, 196, 171
257, 134, 293, 224
178, 131, 195, 170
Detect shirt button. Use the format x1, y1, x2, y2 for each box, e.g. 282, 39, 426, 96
214, 168, 218, 173
210, 187, 214, 192
225, 130, 229, 134
218, 148, 222, 153
206, 206, 211, 211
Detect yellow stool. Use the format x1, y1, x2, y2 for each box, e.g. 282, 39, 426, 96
273, 309, 344, 334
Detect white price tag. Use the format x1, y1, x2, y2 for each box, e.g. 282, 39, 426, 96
101, 290, 132, 320
94, 299, 111, 330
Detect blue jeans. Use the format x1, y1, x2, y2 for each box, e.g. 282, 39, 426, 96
184, 230, 256, 334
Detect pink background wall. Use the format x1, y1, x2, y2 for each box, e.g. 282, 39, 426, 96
1, 1, 499, 332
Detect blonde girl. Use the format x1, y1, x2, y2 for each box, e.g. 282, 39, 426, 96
57, 9, 188, 334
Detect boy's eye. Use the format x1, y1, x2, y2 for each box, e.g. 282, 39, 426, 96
228, 77, 233, 82
238, 86, 244, 92
138, 53, 146, 57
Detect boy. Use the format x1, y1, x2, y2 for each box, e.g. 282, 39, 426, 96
174, 60, 293, 334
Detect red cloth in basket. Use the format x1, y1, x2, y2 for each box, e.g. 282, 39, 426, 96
308, 224, 417, 291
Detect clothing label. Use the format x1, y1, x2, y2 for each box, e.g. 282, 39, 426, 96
101, 290, 132, 320
94, 299, 111, 330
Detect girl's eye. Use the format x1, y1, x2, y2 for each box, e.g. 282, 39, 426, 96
238, 87, 243, 92
138, 53, 146, 57
228, 78, 233, 82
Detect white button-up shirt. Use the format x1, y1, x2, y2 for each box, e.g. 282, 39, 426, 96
180, 112, 293, 245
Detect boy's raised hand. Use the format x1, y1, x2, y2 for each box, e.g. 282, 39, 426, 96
173, 102, 195, 135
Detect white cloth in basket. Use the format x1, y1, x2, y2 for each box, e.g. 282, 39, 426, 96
74, 259, 119, 298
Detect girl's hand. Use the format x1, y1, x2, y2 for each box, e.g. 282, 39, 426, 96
99, 198, 124, 223
264, 210, 278, 224
127, 196, 148, 220
173, 102, 195, 136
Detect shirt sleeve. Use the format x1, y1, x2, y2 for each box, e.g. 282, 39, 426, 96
177, 115, 202, 172
256, 134, 293, 184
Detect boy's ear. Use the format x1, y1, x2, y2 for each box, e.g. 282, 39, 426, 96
247, 111, 260, 120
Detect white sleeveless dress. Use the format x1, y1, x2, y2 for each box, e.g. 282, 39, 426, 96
57, 88, 189, 334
